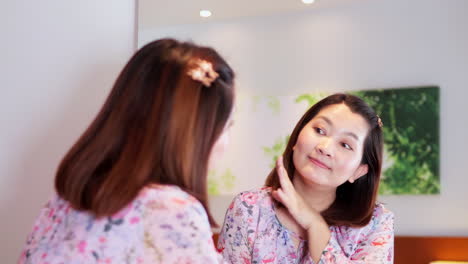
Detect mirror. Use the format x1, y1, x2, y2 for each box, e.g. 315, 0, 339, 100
137, 0, 468, 241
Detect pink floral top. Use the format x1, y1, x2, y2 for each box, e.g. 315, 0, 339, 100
19, 185, 226, 264
217, 188, 394, 264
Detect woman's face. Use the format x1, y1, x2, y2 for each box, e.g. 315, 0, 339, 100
292, 103, 370, 189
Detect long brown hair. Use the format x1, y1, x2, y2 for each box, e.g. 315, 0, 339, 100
55, 39, 235, 226
265, 93, 383, 227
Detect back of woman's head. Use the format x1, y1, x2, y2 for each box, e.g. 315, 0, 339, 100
265, 93, 383, 227
55, 39, 235, 225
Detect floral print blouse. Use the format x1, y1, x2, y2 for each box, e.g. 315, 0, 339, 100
217, 187, 394, 264
19, 185, 226, 264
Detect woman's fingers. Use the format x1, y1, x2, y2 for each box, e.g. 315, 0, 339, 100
272, 189, 283, 203
276, 158, 285, 189
274, 157, 317, 231
273, 188, 289, 205
276, 156, 294, 193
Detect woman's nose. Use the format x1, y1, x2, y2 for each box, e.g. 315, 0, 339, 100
316, 139, 332, 157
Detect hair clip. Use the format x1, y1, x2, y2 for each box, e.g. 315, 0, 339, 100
187, 59, 219, 87
377, 115, 383, 128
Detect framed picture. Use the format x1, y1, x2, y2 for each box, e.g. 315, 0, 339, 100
209, 86, 440, 195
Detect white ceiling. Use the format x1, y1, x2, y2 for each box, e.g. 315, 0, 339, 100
139, 0, 368, 29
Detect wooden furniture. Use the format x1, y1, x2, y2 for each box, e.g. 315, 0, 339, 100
395, 236, 468, 264
212, 234, 468, 263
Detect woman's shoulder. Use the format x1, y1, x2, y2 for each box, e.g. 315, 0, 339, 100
339, 203, 394, 234
368, 203, 395, 228
233, 187, 273, 205
371, 203, 394, 231
356, 203, 394, 229
136, 184, 204, 212
372, 203, 394, 222
227, 187, 275, 214
221, 187, 275, 228
332, 204, 394, 244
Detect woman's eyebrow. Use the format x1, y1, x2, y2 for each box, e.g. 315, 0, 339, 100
316, 115, 359, 141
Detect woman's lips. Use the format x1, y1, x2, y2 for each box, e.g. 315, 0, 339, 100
308, 156, 331, 170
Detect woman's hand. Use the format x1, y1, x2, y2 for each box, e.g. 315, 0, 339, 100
273, 156, 332, 262
271, 156, 319, 231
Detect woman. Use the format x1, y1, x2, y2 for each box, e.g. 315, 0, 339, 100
19, 38, 235, 263
218, 94, 394, 263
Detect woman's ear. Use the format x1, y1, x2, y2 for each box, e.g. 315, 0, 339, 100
348, 164, 368, 183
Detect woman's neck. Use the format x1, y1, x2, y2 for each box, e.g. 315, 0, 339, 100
292, 174, 336, 213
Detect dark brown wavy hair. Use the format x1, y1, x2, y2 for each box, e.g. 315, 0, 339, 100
55, 38, 235, 226
265, 93, 383, 227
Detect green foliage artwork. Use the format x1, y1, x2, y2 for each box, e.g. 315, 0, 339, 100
208, 169, 237, 195
262, 86, 440, 195
295, 92, 328, 107
353, 86, 440, 194
253, 95, 281, 115
263, 135, 290, 168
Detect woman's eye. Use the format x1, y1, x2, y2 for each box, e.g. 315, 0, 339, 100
342, 143, 353, 150
315, 127, 325, 135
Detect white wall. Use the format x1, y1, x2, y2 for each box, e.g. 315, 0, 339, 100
0, 1, 135, 262
140, 0, 468, 236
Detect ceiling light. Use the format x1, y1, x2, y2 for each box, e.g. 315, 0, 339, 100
200, 10, 212, 18
302, 0, 315, 4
